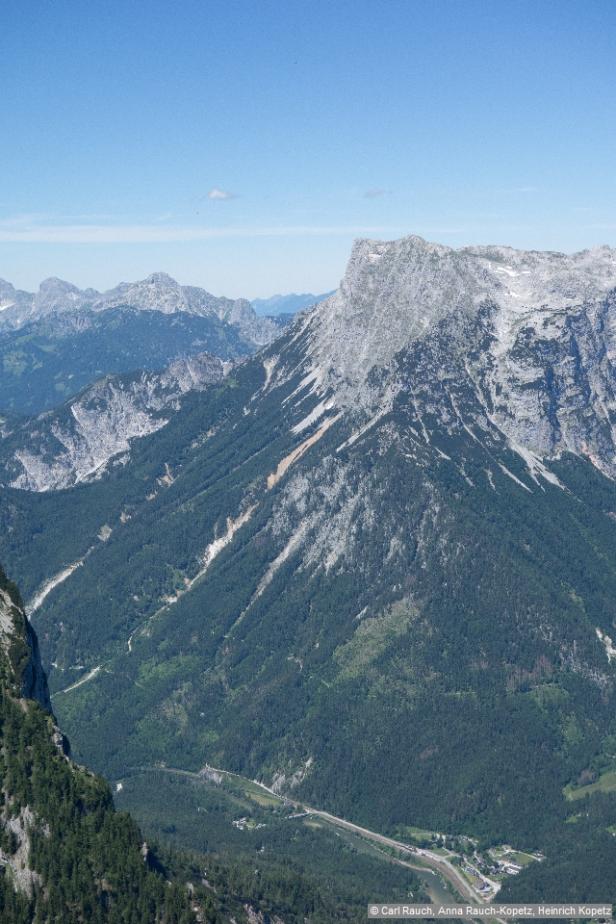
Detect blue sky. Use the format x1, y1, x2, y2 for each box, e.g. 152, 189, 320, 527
1, 0, 615, 296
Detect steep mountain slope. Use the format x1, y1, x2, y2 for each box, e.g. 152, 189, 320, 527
0, 566, 425, 922
0, 308, 250, 416
2, 235, 616, 898
0, 353, 225, 491
0, 566, 199, 923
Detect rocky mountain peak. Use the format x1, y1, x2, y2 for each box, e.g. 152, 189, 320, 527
142, 271, 179, 286
0, 278, 17, 296
38, 276, 81, 294
304, 234, 616, 405
33, 277, 90, 317
0, 278, 18, 312
102, 272, 187, 313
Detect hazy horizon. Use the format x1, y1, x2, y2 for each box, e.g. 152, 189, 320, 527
4, 230, 616, 302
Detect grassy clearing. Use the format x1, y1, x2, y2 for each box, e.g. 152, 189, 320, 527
245, 789, 281, 807
304, 819, 323, 829
397, 824, 441, 842
506, 850, 537, 867
564, 770, 616, 801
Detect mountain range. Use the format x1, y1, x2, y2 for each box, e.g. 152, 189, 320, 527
0, 274, 293, 416
251, 292, 334, 316
0, 272, 281, 345
2, 235, 616, 903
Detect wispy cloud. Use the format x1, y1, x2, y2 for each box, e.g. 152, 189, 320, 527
207, 187, 237, 201
0, 211, 122, 225
502, 185, 540, 194
363, 188, 391, 199
0, 221, 401, 244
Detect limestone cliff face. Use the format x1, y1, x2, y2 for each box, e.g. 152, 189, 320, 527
306, 236, 616, 396
0, 571, 52, 895
0, 573, 50, 709
266, 235, 616, 477
0, 352, 225, 491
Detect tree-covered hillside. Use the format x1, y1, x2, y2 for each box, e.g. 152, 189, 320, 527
0, 330, 614, 899
0, 566, 424, 922
0, 307, 252, 415
0, 567, 199, 923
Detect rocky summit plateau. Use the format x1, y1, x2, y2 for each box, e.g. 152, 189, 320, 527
287, 235, 616, 476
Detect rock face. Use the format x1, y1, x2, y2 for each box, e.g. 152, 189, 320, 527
0, 574, 55, 896
304, 236, 616, 392
0, 352, 225, 491
0, 574, 51, 709
284, 235, 616, 475
0, 567, 208, 920
0, 279, 32, 318
0, 271, 283, 349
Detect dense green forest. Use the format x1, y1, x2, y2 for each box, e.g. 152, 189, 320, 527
117, 767, 426, 918
0, 567, 200, 923
0, 566, 426, 921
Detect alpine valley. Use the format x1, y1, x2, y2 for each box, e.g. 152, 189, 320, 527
3, 235, 616, 908
1, 566, 420, 922
0, 564, 199, 922
0, 272, 286, 415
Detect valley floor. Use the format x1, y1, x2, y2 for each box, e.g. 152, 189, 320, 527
117, 761, 521, 911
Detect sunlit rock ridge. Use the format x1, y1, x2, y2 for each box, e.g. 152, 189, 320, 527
6, 235, 616, 492
274, 234, 616, 478
0, 353, 225, 491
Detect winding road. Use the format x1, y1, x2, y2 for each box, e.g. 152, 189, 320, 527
124, 762, 502, 911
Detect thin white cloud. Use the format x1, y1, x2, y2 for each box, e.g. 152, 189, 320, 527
207, 187, 237, 201
0, 211, 123, 225
0, 222, 403, 244
502, 186, 540, 194
363, 188, 391, 199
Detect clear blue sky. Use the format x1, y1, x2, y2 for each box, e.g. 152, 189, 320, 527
1, 0, 615, 297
